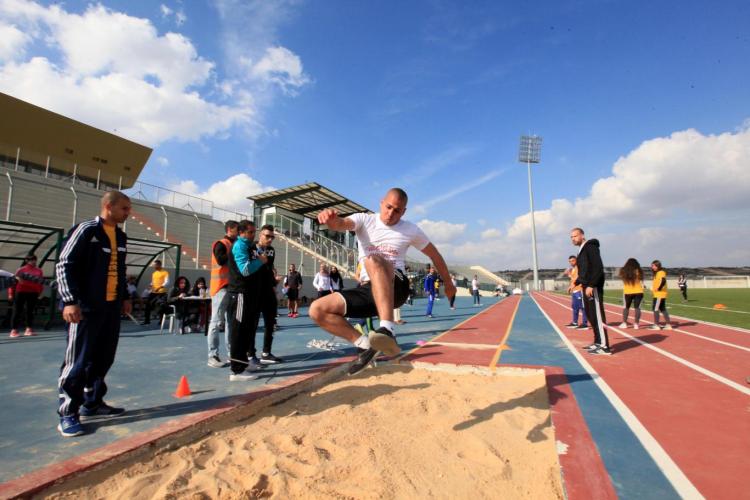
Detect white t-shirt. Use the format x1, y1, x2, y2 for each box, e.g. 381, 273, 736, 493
347, 213, 430, 282
313, 272, 332, 292
472, 279, 479, 291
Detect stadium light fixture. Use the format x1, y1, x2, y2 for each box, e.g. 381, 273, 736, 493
518, 135, 542, 291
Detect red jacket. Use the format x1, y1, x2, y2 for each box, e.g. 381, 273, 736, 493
15, 265, 44, 294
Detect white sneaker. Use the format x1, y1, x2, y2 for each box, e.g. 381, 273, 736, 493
663, 324, 673, 331
618, 322, 628, 328
229, 371, 258, 381
649, 324, 661, 330
633, 323, 639, 330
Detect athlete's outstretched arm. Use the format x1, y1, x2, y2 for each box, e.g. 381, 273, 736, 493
420, 243, 456, 299
317, 209, 355, 232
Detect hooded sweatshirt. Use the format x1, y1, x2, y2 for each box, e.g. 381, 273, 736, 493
574, 238, 605, 288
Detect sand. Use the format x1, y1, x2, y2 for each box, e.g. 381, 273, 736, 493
44, 365, 564, 500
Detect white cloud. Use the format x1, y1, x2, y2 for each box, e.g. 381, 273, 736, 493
416, 219, 466, 244
0, 21, 29, 61
0, 0, 307, 146
249, 46, 310, 94
412, 168, 505, 215
481, 228, 501, 239
442, 124, 750, 269
156, 156, 170, 167
169, 173, 276, 215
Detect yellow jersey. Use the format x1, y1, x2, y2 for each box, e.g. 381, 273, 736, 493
622, 270, 643, 295
569, 266, 582, 293
652, 270, 668, 299
103, 224, 118, 301
152, 269, 169, 294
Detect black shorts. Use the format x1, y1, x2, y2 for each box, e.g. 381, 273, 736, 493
624, 293, 643, 309
338, 269, 409, 318
287, 288, 299, 300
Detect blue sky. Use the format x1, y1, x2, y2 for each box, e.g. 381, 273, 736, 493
2, 0, 749, 269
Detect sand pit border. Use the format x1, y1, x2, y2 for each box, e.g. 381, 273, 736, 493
0, 360, 614, 500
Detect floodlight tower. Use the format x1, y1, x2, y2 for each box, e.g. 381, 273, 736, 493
518, 135, 542, 291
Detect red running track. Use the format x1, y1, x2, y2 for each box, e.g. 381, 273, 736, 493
534, 291, 750, 499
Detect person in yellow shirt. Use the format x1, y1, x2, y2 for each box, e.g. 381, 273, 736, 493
650, 260, 672, 330
142, 259, 170, 325
618, 258, 644, 329
565, 256, 588, 329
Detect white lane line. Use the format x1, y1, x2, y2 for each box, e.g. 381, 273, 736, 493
530, 293, 704, 500
538, 293, 750, 397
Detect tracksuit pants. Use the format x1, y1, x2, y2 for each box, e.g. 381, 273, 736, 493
257, 292, 277, 355
571, 291, 587, 326
582, 286, 609, 348
12, 291, 39, 330
228, 291, 260, 374
58, 301, 121, 416
426, 291, 435, 316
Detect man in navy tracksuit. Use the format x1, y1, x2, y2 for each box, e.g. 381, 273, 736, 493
56, 191, 132, 437
570, 227, 611, 355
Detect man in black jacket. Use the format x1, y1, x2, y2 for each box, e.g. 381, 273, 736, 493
56, 191, 132, 437
570, 227, 611, 355
255, 224, 283, 364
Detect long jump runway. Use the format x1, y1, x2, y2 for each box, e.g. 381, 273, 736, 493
533, 291, 750, 499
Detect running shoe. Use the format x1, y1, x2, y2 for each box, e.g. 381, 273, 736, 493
564, 323, 578, 328
207, 355, 228, 368
648, 324, 661, 330
24, 328, 36, 336
582, 343, 598, 350
369, 327, 401, 356
80, 403, 125, 419
246, 357, 266, 371
348, 348, 378, 376
618, 322, 628, 328
576, 325, 589, 330
663, 324, 673, 331
229, 371, 258, 381
633, 324, 640, 330
260, 352, 284, 364
58, 415, 85, 437
9, 330, 19, 338
588, 346, 612, 356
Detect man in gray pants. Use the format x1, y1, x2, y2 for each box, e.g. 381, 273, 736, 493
207, 220, 239, 367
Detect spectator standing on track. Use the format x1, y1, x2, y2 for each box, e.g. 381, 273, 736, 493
618, 258, 644, 329
310, 188, 455, 375
9, 254, 44, 338
424, 266, 437, 318
565, 256, 588, 330
330, 266, 344, 292
142, 259, 169, 325
226, 220, 268, 381
256, 225, 283, 365
313, 263, 333, 298
677, 274, 688, 302
284, 264, 303, 318
449, 274, 457, 310
570, 227, 611, 355
650, 260, 673, 330
56, 191, 131, 437
207, 220, 238, 368
472, 275, 481, 306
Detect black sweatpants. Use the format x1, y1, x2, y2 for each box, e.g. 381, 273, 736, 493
58, 301, 121, 416
257, 292, 277, 354
12, 292, 38, 330
582, 286, 609, 348
227, 291, 260, 374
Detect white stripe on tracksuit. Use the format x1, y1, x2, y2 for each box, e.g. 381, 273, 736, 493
236, 292, 244, 322
592, 288, 609, 348
57, 321, 79, 415
56, 219, 98, 304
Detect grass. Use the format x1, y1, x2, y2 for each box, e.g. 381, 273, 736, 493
554, 288, 750, 330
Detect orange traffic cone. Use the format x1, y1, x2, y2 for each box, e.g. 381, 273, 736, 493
713, 304, 727, 310
174, 375, 192, 398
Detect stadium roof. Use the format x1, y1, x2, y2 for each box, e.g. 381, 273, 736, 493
248, 182, 372, 219
0, 92, 152, 189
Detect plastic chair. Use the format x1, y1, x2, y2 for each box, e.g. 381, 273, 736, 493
160, 305, 178, 334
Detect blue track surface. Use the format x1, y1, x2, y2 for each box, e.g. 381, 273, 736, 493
0, 295, 493, 483
501, 296, 679, 500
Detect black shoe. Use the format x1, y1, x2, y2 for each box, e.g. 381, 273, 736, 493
348, 348, 378, 375
140, 321, 151, 326
79, 402, 125, 420
588, 345, 612, 356
582, 343, 598, 351
369, 327, 401, 356
260, 352, 283, 364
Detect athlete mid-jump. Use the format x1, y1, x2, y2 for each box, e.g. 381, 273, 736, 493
310, 187, 456, 374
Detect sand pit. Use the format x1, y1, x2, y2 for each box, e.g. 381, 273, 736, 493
44, 364, 564, 499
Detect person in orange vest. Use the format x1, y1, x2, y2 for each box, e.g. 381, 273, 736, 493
565, 256, 588, 330
206, 220, 239, 368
